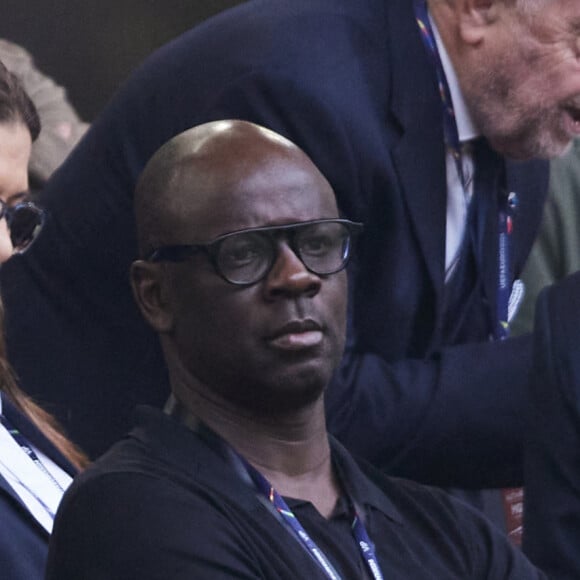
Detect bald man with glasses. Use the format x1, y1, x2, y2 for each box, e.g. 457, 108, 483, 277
47, 120, 542, 580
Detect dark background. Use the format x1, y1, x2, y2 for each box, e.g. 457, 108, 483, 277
0, 0, 245, 120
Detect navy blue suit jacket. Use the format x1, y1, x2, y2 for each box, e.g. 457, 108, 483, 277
1, 0, 548, 486
0, 396, 77, 579
523, 272, 580, 579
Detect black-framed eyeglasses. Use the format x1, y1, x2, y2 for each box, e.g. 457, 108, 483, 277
0, 199, 45, 253
146, 218, 363, 286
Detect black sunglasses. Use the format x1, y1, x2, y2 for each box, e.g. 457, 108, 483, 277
0, 200, 45, 253
147, 218, 363, 286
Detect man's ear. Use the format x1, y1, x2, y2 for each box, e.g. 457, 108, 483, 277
456, 0, 501, 45
130, 260, 174, 333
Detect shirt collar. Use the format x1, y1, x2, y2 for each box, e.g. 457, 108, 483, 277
329, 437, 403, 525
140, 405, 404, 523
430, 16, 479, 143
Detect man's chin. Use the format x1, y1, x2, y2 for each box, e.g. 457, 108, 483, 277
489, 133, 571, 161
552, 139, 575, 159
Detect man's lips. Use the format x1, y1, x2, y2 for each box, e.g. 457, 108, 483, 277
266, 320, 324, 350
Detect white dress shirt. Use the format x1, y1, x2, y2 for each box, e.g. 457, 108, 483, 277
430, 18, 480, 281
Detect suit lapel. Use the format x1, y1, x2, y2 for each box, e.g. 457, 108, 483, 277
505, 158, 550, 274
388, 0, 448, 305
473, 151, 549, 337
478, 156, 550, 330
0, 472, 50, 539
469, 139, 502, 336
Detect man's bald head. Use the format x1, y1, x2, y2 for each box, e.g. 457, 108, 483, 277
134, 120, 324, 258
130, 120, 347, 414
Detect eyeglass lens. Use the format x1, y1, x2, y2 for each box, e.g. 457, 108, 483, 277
216, 221, 352, 284
6, 203, 44, 253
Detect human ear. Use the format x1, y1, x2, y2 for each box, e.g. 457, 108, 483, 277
130, 260, 175, 333
457, 0, 501, 45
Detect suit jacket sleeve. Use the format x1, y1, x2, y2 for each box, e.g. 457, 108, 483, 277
327, 329, 531, 488
523, 273, 580, 579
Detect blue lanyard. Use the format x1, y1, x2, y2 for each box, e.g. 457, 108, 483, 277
414, 0, 515, 340
496, 191, 518, 340
414, 0, 467, 190
236, 453, 384, 580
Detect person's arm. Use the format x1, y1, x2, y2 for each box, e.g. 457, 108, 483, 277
391, 478, 547, 579
327, 332, 531, 488
523, 273, 580, 579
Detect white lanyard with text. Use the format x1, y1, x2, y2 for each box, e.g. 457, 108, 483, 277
0, 413, 65, 521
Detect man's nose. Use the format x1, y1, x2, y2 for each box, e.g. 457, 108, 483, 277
263, 242, 321, 299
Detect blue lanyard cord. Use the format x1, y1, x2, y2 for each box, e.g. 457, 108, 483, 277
0, 414, 65, 495
351, 511, 384, 580
237, 454, 384, 580
471, 139, 517, 341
496, 191, 518, 340
414, 0, 467, 190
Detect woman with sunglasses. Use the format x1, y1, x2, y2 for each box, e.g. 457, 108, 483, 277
0, 61, 87, 579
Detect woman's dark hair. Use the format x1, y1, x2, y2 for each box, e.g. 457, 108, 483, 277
0, 60, 87, 468
0, 59, 40, 141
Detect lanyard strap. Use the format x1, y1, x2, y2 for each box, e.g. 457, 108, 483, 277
496, 190, 518, 340
236, 453, 384, 580
414, 0, 466, 190
0, 413, 64, 494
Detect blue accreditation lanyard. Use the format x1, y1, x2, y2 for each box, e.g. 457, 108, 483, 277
414, 0, 466, 190
235, 453, 384, 580
414, 0, 516, 340
495, 190, 518, 340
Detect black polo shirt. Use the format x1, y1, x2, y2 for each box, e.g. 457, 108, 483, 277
47, 406, 545, 579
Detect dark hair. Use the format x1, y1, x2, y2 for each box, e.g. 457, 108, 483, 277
0, 59, 40, 141
0, 60, 86, 468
